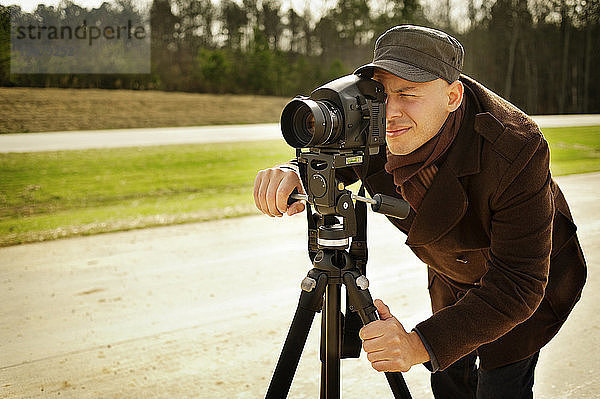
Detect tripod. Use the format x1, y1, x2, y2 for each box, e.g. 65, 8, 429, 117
265, 191, 413, 399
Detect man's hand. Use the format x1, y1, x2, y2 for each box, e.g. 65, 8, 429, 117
253, 166, 305, 217
359, 299, 430, 372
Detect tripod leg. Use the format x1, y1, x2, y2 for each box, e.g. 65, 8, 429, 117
343, 271, 413, 399
266, 271, 327, 399
320, 315, 326, 399
322, 283, 342, 398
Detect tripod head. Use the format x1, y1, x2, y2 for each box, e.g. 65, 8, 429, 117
289, 148, 411, 248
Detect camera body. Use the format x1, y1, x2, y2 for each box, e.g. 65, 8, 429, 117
281, 74, 386, 154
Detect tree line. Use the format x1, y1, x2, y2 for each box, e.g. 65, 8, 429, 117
0, 0, 598, 114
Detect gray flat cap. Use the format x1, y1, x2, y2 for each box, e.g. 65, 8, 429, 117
355, 25, 464, 83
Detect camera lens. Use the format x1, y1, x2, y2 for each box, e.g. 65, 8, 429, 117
281, 98, 342, 148
289, 103, 314, 146
303, 112, 315, 135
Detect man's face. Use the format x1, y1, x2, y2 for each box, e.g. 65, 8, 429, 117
372, 69, 463, 155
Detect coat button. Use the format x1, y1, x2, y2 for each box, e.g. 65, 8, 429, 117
456, 256, 468, 264
456, 291, 466, 299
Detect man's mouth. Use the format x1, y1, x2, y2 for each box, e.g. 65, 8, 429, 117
386, 127, 411, 138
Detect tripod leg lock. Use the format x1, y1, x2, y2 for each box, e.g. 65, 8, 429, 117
343, 272, 379, 324
356, 275, 370, 290
298, 272, 327, 313
301, 276, 317, 292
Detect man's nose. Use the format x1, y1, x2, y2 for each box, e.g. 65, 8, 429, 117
386, 98, 403, 120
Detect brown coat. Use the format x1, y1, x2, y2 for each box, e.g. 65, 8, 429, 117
338, 75, 587, 370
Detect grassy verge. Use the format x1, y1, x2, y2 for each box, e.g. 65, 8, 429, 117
0, 125, 598, 247
0, 140, 294, 246
0, 87, 288, 133
544, 125, 600, 176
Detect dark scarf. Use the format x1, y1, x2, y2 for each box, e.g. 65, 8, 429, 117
384, 99, 465, 211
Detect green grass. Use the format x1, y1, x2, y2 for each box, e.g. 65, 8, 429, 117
0, 140, 294, 246
544, 125, 600, 176
0, 125, 598, 247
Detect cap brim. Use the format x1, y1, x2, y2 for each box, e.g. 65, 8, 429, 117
354, 60, 439, 83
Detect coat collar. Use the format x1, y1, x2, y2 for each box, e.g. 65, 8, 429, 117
405, 83, 503, 246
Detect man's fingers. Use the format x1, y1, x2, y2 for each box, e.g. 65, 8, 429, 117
254, 171, 270, 215
362, 337, 385, 353
371, 360, 394, 372
254, 171, 269, 213
286, 179, 306, 215
265, 175, 284, 217
366, 349, 389, 363
374, 299, 393, 320
254, 169, 284, 217
275, 174, 301, 214
286, 201, 305, 216
359, 320, 385, 341
372, 360, 410, 373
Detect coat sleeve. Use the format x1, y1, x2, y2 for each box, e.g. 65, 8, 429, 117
415, 134, 554, 370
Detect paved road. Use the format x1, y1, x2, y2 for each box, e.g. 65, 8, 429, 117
0, 172, 598, 398
1, 114, 599, 153
0, 123, 280, 153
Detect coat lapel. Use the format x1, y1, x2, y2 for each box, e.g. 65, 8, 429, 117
405, 162, 468, 246
405, 86, 485, 247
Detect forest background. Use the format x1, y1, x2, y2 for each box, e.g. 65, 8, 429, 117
1, 0, 599, 115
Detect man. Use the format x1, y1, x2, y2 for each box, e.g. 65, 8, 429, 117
253, 25, 586, 398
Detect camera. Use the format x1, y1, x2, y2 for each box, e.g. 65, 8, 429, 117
281, 74, 386, 154
280, 74, 387, 222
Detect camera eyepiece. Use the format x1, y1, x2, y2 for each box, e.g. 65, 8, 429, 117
281, 98, 342, 148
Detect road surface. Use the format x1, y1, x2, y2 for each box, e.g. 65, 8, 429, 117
0, 172, 598, 398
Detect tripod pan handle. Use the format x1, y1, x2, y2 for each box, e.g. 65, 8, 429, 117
287, 188, 308, 205
371, 194, 410, 219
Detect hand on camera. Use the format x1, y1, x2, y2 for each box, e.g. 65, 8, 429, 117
254, 166, 305, 217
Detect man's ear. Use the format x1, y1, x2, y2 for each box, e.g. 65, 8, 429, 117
447, 80, 464, 112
